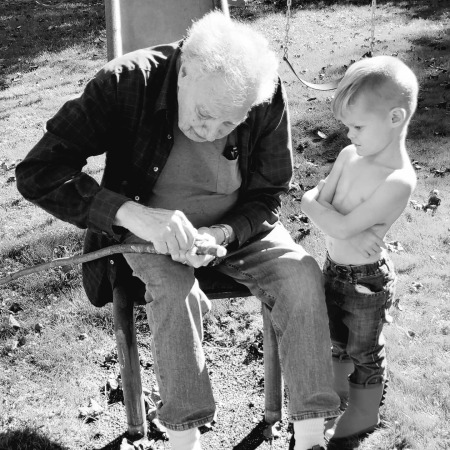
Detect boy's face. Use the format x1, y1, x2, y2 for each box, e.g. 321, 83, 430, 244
339, 96, 395, 158
177, 62, 250, 142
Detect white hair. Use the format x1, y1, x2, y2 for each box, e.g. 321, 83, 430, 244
181, 10, 279, 108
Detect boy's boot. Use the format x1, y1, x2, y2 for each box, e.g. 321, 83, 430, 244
324, 358, 354, 434
325, 381, 384, 443
332, 358, 354, 411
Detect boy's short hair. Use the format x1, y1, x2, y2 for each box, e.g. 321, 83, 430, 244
181, 10, 279, 108
332, 56, 419, 122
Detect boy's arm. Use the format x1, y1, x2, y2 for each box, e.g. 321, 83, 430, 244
301, 174, 414, 240
316, 147, 349, 208
304, 147, 349, 213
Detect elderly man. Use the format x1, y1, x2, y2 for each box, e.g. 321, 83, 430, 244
16, 11, 339, 450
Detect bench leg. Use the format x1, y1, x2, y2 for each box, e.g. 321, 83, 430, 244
113, 286, 148, 438
262, 303, 283, 424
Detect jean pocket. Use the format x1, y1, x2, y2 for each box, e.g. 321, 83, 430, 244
354, 266, 396, 297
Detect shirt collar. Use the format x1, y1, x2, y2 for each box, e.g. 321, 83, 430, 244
153, 41, 183, 118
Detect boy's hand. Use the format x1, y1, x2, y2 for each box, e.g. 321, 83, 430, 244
348, 227, 386, 258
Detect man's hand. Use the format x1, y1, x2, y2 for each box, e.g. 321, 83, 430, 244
114, 201, 197, 255
171, 227, 226, 268
348, 226, 386, 258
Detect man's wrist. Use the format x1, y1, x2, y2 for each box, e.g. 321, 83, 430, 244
113, 201, 135, 228
210, 224, 233, 246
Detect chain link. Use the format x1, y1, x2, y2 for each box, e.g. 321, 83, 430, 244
369, 0, 376, 54
283, 0, 292, 60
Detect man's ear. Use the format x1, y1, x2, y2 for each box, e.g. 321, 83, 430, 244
390, 107, 407, 127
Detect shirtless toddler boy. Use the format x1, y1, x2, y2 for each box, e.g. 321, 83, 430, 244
301, 55, 418, 445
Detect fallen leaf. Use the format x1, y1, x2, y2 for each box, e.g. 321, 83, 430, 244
317, 130, 327, 139
107, 375, 120, 391
393, 298, 403, 311
78, 398, 103, 421
9, 314, 21, 330
386, 241, 404, 253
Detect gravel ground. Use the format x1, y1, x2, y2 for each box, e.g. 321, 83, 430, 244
88, 298, 293, 450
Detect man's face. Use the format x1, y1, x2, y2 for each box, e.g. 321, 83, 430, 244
177, 62, 250, 142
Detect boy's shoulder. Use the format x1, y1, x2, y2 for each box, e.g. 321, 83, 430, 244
333, 144, 358, 167
387, 162, 417, 194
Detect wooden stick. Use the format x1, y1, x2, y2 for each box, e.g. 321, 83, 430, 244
0, 242, 226, 286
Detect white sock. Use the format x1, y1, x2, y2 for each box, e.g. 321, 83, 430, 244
293, 418, 325, 450
167, 428, 201, 450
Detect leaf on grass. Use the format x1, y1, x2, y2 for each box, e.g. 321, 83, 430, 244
386, 241, 404, 253
288, 182, 301, 193
393, 298, 403, 311
409, 199, 424, 210
287, 213, 309, 223
78, 398, 103, 420
107, 375, 120, 391
410, 282, 423, 293
8, 314, 20, 330
317, 130, 327, 139
411, 160, 422, 170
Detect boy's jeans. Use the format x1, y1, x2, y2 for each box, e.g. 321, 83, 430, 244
323, 254, 397, 386
123, 224, 340, 431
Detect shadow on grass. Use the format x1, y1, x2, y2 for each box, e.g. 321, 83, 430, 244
0, 428, 69, 450
232, 421, 270, 450
404, 33, 450, 141
0, 0, 105, 90
233, 0, 448, 22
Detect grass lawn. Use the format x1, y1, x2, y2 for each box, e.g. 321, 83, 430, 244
0, 1, 449, 449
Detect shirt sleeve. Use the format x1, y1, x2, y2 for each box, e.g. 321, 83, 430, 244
15, 73, 131, 241
221, 80, 293, 247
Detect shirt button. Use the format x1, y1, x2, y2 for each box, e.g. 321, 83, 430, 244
153, 167, 159, 172
167, 134, 172, 140
134, 195, 140, 201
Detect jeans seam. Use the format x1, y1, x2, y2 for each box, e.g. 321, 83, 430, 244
159, 412, 216, 431
222, 261, 277, 305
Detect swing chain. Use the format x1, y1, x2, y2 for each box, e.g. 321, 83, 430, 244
369, 0, 376, 55
283, 0, 292, 60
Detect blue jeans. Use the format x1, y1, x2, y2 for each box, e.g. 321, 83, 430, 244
323, 253, 396, 386
123, 224, 340, 430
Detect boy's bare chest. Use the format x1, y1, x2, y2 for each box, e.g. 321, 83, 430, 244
332, 160, 391, 214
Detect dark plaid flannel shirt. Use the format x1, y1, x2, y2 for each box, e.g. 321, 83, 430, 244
16, 42, 293, 307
